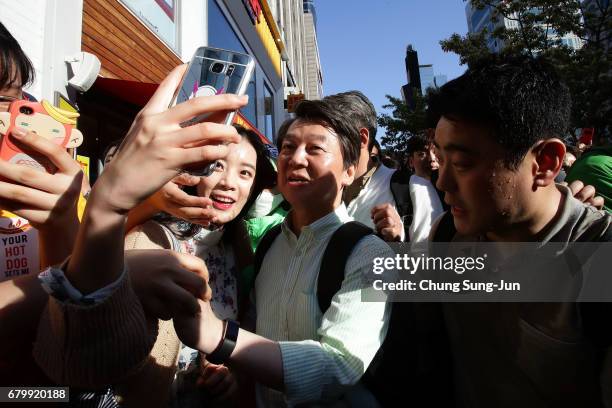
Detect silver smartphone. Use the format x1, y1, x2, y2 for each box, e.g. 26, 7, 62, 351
170, 46, 255, 176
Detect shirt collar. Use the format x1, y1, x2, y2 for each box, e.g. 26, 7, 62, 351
281, 204, 352, 242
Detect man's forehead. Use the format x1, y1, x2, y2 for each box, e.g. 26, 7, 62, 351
286, 120, 338, 142
433, 117, 486, 154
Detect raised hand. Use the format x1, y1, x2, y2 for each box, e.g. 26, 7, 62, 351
128, 173, 215, 231
371, 203, 403, 242
0, 129, 85, 266
93, 65, 247, 214
66, 65, 247, 294
196, 360, 239, 405
126, 249, 211, 320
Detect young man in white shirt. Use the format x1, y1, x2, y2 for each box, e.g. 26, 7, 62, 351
406, 133, 444, 247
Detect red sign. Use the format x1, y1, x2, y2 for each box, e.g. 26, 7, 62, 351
243, 0, 262, 24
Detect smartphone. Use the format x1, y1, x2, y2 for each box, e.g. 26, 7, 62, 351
0, 100, 83, 173
170, 46, 255, 176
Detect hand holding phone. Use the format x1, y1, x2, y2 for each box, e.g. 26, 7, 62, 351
170, 46, 255, 176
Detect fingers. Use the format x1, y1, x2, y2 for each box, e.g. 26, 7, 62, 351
567, 180, 584, 196
0, 180, 60, 210
176, 143, 236, 169
200, 364, 234, 395
375, 217, 394, 232
172, 121, 241, 148
10, 130, 82, 173
171, 207, 217, 223
574, 184, 596, 203
164, 94, 248, 124
0, 201, 51, 226
588, 196, 605, 210
371, 204, 398, 225
144, 65, 188, 113
173, 252, 212, 301
172, 173, 201, 187
162, 182, 210, 208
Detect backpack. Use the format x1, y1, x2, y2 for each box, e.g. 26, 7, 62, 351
253, 220, 455, 407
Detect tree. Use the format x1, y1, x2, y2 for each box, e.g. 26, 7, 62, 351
377, 89, 429, 165
440, 0, 612, 144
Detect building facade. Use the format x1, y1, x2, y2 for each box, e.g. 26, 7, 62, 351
1, 0, 324, 182
582, 0, 612, 50
419, 64, 434, 94
302, 0, 323, 99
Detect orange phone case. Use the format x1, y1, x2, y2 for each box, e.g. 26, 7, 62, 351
0, 100, 83, 172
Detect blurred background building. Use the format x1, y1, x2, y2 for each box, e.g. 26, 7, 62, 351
0, 0, 324, 180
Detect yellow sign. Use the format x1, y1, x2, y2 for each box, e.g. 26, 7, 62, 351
76, 155, 90, 179
55, 92, 79, 127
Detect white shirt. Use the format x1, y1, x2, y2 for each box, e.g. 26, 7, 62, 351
408, 174, 444, 249
347, 165, 405, 240
255, 204, 393, 407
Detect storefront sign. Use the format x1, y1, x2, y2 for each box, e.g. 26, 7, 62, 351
243, 0, 262, 24
120, 0, 177, 49
0, 211, 39, 281
287, 93, 305, 113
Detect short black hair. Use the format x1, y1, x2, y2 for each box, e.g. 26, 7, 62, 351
406, 133, 432, 156
0, 22, 35, 89
427, 55, 571, 169
323, 91, 378, 151
277, 99, 361, 169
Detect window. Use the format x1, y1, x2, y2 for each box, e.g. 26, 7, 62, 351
264, 84, 274, 141
208, 0, 257, 125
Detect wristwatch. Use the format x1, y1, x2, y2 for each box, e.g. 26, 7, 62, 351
207, 319, 239, 364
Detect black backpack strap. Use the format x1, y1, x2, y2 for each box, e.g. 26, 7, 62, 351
317, 221, 373, 314
253, 224, 283, 278
390, 169, 413, 240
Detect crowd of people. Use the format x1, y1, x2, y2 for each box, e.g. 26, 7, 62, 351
1, 20, 611, 408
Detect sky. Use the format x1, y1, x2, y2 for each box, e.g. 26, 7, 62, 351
315, 0, 470, 138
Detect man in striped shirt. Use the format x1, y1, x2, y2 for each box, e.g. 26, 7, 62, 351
173, 98, 394, 407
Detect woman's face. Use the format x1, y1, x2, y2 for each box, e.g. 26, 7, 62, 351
196, 137, 257, 224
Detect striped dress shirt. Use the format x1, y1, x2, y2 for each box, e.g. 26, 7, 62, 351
255, 204, 393, 407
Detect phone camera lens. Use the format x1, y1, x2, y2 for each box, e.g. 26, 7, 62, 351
211, 62, 225, 74
19, 106, 34, 115
226, 65, 235, 76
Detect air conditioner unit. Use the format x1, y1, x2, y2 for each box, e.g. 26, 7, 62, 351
65, 52, 101, 92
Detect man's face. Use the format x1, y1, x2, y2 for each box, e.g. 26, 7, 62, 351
409, 145, 438, 178
277, 119, 354, 213
434, 117, 535, 237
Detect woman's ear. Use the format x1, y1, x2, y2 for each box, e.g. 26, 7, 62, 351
532, 139, 565, 188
